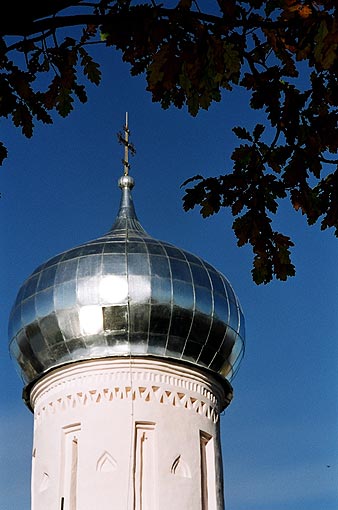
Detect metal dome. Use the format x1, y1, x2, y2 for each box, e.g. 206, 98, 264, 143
8, 174, 245, 387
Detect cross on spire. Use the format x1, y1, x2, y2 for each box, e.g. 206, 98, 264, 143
123, 112, 130, 176
117, 112, 136, 176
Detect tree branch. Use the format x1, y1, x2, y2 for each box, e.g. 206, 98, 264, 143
319, 156, 338, 164
2, 5, 299, 41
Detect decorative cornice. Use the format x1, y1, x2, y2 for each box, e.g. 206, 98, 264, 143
31, 358, 231, 425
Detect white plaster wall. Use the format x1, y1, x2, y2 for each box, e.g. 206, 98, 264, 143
30, 358, 229, 510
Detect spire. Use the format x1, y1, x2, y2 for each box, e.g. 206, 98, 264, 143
109, 114, 147, 235
118, 112, 135, 195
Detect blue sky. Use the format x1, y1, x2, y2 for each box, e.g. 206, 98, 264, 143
1, 46, 338, 510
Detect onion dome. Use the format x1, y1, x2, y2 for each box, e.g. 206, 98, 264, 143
8, 124, 245, 389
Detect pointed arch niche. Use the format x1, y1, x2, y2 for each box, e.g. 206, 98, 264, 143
39, 472, 50, 492
171, 455, 191, 479
96, 451, 117, 473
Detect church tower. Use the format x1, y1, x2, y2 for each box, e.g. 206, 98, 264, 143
8, 117, 245, 510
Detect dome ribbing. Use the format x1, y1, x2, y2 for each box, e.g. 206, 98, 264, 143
8, 174, 245, 388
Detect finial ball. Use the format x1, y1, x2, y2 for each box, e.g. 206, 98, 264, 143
118, 174, 135, 190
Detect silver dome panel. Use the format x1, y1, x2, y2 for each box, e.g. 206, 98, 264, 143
8, 178, 245, 385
